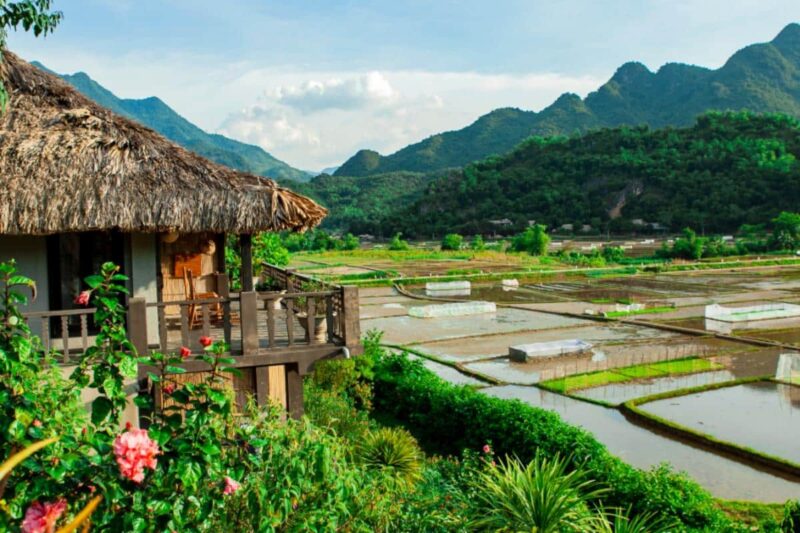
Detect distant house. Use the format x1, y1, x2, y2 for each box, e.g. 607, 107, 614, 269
580, 224, 593, 233
0, 52, 356, 419
631, 219, 646, 226
559, 223, 574, 232
489, 218, 513, 226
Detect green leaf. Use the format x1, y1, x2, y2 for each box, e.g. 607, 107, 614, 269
177, 459, 203, 489
119, 356, 138, 378
91, 397, 113, 425
84, 275, 104, 289
165, 365, 187, 374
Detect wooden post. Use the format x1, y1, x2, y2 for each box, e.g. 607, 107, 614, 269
341, 286, 362, 354
286, 364, 304, 419
128, 297, 149, 356
216, 272, 232, 345
255, 366, 269, 406
240, 233, 254, 292
240, 291, 259, 356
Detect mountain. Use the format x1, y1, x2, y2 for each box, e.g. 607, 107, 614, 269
32, 62, 311, 182
286, 171, 437, 233
371, 112, 800, 237
335, 23, 800, 177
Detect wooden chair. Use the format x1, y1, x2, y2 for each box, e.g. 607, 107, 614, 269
182, 269, 222, 329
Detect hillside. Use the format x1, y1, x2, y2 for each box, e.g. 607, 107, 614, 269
32, 62, 310, 182
336, 23, 800, 177
359, 112, 800, 237
286, 171, 438, 233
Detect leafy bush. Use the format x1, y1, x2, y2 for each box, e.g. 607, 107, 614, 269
511, 224, 550, 256
470, 235, 486, 251
389, 233, 410, 251
440, 233, 464, 251
369, 351, 731, 530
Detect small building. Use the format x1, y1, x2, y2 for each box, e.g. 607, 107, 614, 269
0, 52, 358, 419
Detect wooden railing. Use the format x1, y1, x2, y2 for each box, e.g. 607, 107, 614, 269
21, 267, 361, 418
22, 307, 97, 362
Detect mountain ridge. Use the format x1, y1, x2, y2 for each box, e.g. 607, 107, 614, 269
31, 62, 311, 182
335, 23, 800, 177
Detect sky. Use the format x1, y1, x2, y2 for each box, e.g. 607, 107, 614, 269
9, 0, 800, 171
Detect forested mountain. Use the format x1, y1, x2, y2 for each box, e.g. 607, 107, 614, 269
32, 62, 311, 182
286, 171, 438, 233
355, 112, 800, 237
335, 23, 800, 177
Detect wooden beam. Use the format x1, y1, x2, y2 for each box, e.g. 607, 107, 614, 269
240, 233, 253, 292
286, 363, 304, 419
138, 344, 343, 375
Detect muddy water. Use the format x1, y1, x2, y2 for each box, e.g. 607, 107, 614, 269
483, 385, 800, 502
643, 382, 800, 464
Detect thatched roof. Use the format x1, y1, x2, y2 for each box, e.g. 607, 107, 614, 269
0, 51, 327, 235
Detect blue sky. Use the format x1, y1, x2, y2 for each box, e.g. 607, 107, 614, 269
10, 1, 800, 170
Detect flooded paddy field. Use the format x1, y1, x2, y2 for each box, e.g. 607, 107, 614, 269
641, 381, 800, 465
483, 385, 800, 502
356, 264, 800, 501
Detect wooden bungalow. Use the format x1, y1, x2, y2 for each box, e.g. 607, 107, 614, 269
0, 51, 361, 420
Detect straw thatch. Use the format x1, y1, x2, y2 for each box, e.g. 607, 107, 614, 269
0, 51, 327, 235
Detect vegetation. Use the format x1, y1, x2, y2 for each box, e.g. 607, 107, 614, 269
289, 171, 437, 233
370, 349, 746, 530
334, 24, 800, 177
388, 233, 410, 251
374, 112, 800, 237
540, 357, 723, 393
440, 233, 464, 251
511, 224, 550, 256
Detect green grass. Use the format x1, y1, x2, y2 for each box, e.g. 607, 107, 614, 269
604, 306, 674, 318
540, 357, 723, 393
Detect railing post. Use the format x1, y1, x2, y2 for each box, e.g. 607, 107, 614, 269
128, 297, 149, 356
240, 291, 259, 356
341, 286, 362, 355
216, 272, 232, 345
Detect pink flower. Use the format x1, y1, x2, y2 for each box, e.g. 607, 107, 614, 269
482, 444, 491, 454
74, 290, 91, 306
163, 382, 176, 395
223, 476, 240, 495
113, 428, 160, 484
32, 420, 42, 428
179, 346, 191, 359
199, 336, 213, 348
22, 499, 67, 533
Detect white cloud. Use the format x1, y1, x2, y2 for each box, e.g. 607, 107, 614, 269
272, 71, 399, 113
219, 69, 602, 170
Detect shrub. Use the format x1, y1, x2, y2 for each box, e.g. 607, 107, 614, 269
339, 232, 360, 251
511, 224, 550, 256
470, 235, 486, 251
357, 427, 423, 489
440, 233, 464, 251
389, 233, 410, 251
469, 454, 604, 531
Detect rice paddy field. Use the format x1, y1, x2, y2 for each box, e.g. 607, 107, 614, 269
335, 247, 800, 503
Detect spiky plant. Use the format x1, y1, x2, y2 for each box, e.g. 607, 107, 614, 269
468, 454, 607, 532
356, 427, 423, 488
596, 508, 678, 533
